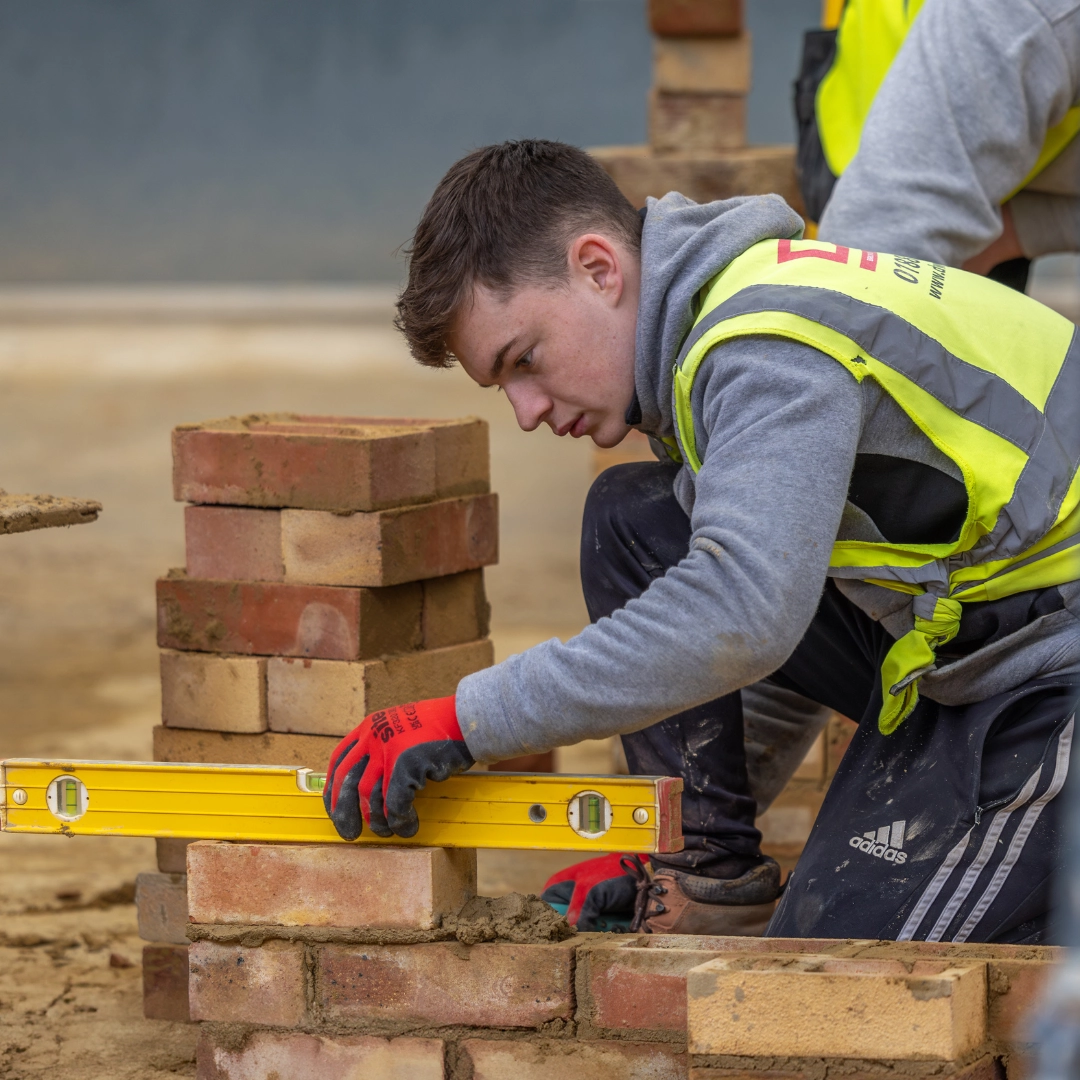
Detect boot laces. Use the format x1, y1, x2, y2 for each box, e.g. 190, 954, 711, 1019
621, 855, 668, 933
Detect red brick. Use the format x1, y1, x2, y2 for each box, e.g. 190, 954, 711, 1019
153, 724, 338, 770
267, 639, 493, 737
196, 1031, 444, 1080
156, 574, 422, 659
422, 569, 491, 649
650, 90, 746, 155
188, 940, 306, 1026
591, 145, 802, 215
317, 940, 574, 1027
173, 413, 489, 511
159, 650, 267, 733
185, 505, 283, 581
462, 1038, 687, 1080
142, 943, 190, 1022
187, 841, 476, 930
280, 493, 499, 587
136, 871, 189, 945
650, 0, 742, 36
582, 938, 727, 1033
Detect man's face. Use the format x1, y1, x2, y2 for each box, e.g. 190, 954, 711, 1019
446, 234, 640, 449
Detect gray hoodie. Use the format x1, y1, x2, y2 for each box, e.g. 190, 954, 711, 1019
818, 0, 1080, 264
455, 193, 1080, 763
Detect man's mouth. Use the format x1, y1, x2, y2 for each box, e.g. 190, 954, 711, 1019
555, 414, 587, 437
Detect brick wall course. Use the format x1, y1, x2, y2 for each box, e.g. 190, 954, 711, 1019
135, 871, 189, 945
462, 1037, 688, 1080
280, 493, 498, 587
267, 639, 493, 737
153, 725, 337, 770
317, 940, 575, 1028
187, 841, 476, 930
142, 943, 190, 1022
182, 499, 498, 591
188, 940, 306, 1026
687, 955, 987, 1061
160, 650, 267, 733
157, 575, 423, 660
196, 1031, 445, 1080
579, 935, 1052, 1053
173, 414, 488, 512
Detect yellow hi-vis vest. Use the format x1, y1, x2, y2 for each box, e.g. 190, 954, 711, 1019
812, 0, 1080, 206
670, 238, 1080, 735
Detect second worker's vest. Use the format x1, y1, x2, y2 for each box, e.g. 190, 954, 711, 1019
795, 0, 1080, 223
669, 238, 1080, 734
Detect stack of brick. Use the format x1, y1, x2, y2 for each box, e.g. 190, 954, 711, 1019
180, 840, 1051, 1079
591, 0, 803, 213
138, 413, 498, 1021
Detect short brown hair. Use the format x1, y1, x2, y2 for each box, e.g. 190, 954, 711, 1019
396, 139, 642, 368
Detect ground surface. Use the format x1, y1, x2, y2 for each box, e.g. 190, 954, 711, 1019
0, 306, 595, 1078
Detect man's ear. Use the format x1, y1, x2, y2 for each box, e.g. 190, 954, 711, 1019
569, 233, 625, 304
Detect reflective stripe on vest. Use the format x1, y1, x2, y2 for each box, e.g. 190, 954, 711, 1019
817, 0, 1080, 198
671, 239, 1080, 735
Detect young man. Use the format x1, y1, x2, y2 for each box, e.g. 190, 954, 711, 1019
324, 140, 1079, 943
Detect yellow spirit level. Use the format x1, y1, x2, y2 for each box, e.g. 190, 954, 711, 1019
0, 759, 683, 853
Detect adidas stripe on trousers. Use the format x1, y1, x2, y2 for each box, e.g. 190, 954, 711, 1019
768, 578, 1078, 945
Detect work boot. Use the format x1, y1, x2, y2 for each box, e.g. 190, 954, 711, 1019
629, 857, 781, 936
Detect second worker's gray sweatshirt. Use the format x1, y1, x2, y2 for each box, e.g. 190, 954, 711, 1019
455, 193, 1080, 763
818, 0, 1080, 265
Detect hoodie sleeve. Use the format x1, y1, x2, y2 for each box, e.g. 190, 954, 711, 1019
453, 336, 862, 763
817, 0, 1080, 265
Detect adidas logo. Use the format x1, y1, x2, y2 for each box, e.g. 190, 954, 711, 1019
849, 820, 908, 865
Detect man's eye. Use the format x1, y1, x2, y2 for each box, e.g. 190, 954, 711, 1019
515, 350, 533, 369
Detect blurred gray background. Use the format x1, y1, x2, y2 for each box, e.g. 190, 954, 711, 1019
0, 0, 820, 283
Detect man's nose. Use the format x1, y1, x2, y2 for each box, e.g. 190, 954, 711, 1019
505, 384, 551, 433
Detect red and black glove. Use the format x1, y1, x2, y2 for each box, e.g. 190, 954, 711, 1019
541, 852, 650, 931
323, 696, 474, 840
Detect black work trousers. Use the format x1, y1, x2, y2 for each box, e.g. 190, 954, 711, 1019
581, 461, 1078, 943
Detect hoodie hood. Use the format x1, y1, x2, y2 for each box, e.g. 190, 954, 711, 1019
633, 192, 804, 436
